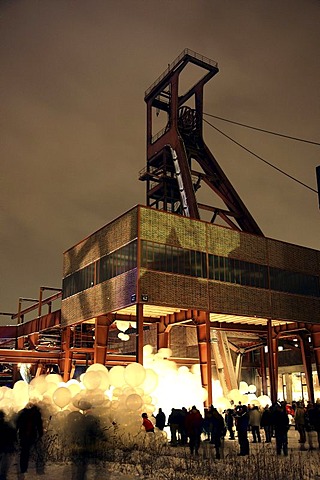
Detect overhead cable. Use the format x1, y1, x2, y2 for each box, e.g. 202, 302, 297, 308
203, 113, 320, 146
203, 118, 318, 194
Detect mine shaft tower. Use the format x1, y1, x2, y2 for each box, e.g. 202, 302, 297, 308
140, 48, 263, 235
139, 49, 265, 404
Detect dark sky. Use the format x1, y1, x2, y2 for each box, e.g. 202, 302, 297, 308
1, 0, 320, 319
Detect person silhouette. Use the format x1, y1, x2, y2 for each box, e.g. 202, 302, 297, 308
16, 403, 44, 476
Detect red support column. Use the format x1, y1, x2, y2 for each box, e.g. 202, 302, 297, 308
299, 332, 315, 404
61, 326, 73, 382
28, 333, 39, 349
267, 320, 278, 404
94, 315, 111, 365
157, 317, 170, 350
195, 310, 212, 407
260, 346, 268, 395
310, 325, 320, 385
136, 303, 144, 365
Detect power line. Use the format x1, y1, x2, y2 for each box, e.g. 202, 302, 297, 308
203, 118, 318, 194
203, 112, 320, 146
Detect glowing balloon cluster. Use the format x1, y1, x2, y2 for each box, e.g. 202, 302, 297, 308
0, 344, 271, 448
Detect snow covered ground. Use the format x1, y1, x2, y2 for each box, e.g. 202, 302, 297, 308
4, 427, 320, 480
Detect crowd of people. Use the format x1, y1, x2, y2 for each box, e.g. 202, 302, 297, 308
1, 398, 320, 479
143, 400, 320, 460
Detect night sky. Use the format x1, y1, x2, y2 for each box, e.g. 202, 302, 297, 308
1, 0, 319, 320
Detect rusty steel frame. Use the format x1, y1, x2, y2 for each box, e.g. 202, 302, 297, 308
142, 49, 263, 235
0, 303, 319, 405
272, 322, 320, 404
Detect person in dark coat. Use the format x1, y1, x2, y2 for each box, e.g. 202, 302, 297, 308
294, 401, 306, 446
235, 404, 249, 456
168, 408, 180, 446
305, 403, 316, 450
155, 408, 166, 430
179, 407, 188, 445
185, 406, 203, 455
210, 406, 225, 459
0, 410, 16, 480
16, 403, 44, 475
272, 403, 289, 456
308, 401, 320, 449
260, 405, 273, 443
203, 408, 212, 441
225, 409, 235, 440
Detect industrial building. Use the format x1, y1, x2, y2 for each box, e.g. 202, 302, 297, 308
1, 50, 319, 406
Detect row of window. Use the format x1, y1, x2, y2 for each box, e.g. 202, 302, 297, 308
141, 241, 206, 278
62, 239, 320, 299
141, 240, 320, 298
62, 241, 137, 299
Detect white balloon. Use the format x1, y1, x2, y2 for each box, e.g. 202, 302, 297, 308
248, 384, 257, 394
215, 396, 231, 411
109, 366, 126, 387
45, 374, 62, 385
158, 348, 172, 359
53, 387, 72, 409
247, 393, 258, 402
125, 393, 143, 411
124, 363, 146, 387
30, 375, 48, 395
141, 369, 158, 394
257, 395, 272, 408
239, 381, 249, 394
116, 320, 130, 332
143, 344, 154, 356
82, 371, 101, 390
87, 363, 108, 373
227, 389, 242, 403
118, 332, 130, 341
68, 383, 81, 397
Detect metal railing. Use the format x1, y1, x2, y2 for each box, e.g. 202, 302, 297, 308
145, 48, 218, 97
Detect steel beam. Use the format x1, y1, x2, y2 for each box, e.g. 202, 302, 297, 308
212, 330, 238, 393
259, 346, 268, 395
194, 310, 213, 406
28, 333, 39, 349
297, 332, 314, 404
267, 320, 278, 403
235, 353, 243, 385
310, 325, 320, 384
136, 303, 144, 364
61, 327, 73, 382
157, 317, 171, 350
94, 315, 112, 365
